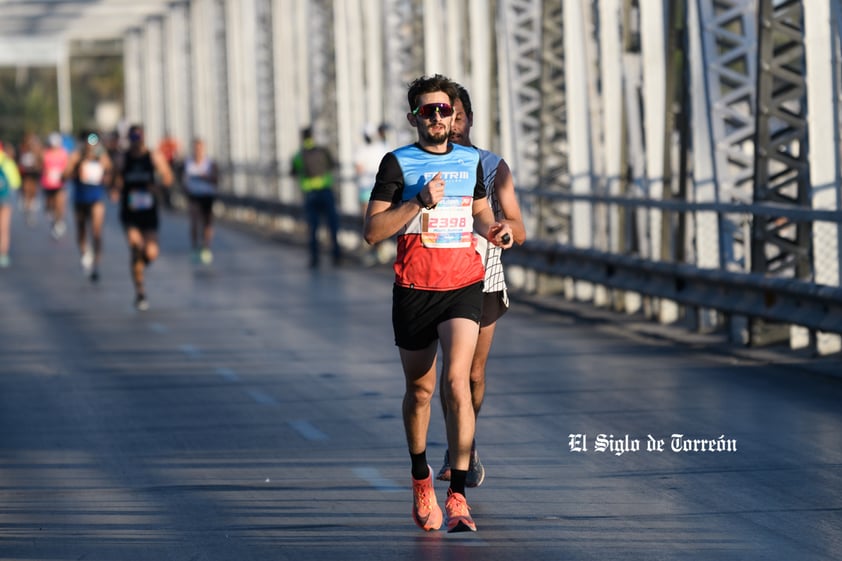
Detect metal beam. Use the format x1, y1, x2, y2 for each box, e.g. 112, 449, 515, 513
752, 0, 811, 280
804, 0, 842, 353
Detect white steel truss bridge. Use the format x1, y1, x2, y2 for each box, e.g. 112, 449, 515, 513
2, 0, 842, 354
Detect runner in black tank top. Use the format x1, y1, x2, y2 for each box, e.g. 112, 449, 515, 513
115, 124, 173, 311
120, 150, 159, 231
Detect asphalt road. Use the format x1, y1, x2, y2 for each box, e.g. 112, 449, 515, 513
1, 199, 840, 561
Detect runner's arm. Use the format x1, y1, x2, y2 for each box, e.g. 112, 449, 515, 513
473, 198, 513, 248
62, 151, 79, 180
151, 150, 174, 187
100, 153, 114, 189
363, 153, 425, 245
493, 159, 526, 245
471, 160, 512, 248
364, 197, 424, 245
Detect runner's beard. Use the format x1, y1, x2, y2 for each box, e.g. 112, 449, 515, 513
421, 124, 449, 145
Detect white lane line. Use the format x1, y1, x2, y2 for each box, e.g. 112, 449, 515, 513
179, 344, 201, 359
288, 420, 329, 441
245, 388, 280, 406
351, 467, 402, 493
148, 322, 169, 334
215, 367, 240, 382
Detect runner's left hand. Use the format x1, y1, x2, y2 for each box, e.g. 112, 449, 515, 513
488, 223, 513, 248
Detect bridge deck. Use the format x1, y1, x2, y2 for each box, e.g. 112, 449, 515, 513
0, 202, 840, 561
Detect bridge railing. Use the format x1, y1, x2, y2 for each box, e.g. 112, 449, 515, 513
198, 177, 842, 352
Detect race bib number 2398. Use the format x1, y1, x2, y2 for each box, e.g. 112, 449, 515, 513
420, 196, 474, 248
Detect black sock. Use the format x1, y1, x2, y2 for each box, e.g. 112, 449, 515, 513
131, 247, 143, 266
450, 469, 467, 496
410, 450, 429, 480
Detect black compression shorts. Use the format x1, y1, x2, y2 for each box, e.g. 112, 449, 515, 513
189, 194, 215, 215
120, 207, 159, 232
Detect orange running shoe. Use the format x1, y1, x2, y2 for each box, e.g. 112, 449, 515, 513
411, 467, 443, 531
445, 489, 476, 532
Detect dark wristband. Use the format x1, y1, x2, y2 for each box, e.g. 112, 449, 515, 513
415, 192, 429, 209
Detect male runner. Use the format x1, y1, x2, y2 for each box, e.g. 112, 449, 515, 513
114, 124, 173, 310
363, 74, 513, 533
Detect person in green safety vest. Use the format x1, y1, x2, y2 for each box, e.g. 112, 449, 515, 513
291, 126, 341, 268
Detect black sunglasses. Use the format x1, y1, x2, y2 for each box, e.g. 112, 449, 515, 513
412, 103, 454, 119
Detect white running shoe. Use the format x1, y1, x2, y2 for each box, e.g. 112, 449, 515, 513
51, 220, 66, 239
80, 250, 94, 271
200, 248, 213, 265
